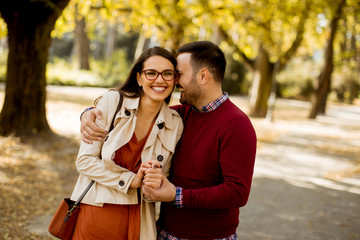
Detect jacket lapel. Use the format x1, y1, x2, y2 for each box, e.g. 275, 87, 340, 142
143, 102, 177, 153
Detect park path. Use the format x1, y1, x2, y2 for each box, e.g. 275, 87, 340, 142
7, 85, 358, 239
235, 97, 360, 240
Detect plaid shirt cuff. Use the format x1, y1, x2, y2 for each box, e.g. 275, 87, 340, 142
173, 187, 183, 208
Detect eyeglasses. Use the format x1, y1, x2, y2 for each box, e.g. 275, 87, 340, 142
141, 69, 176, 81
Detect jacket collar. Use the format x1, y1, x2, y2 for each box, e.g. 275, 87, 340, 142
122, 96, 140, 110
120, 97, 174, 130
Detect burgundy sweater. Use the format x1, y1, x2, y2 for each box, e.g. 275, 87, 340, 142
159, 99, 257, 239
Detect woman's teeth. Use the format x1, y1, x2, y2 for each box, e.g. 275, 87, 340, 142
152, 87, 166, 91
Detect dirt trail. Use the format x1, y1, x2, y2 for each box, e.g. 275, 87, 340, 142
235, 98, 360, 240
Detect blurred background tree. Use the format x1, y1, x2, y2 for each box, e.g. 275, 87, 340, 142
199, 0, 312, 117
0, 0, 359, 137
309, 0, 347, 118
326, 0, 360, 107
0, 0, 69, 136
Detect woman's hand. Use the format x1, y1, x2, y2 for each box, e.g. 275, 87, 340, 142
142, 160, 163, 190
130, 160, 162, 189
130, 163, 149, 188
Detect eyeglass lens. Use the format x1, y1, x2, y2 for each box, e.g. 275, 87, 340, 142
144, 70, 175, 81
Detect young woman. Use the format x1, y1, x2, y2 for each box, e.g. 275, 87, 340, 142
70, 47, 183, 240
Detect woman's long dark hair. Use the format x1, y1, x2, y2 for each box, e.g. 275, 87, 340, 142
117, 46, 177, 104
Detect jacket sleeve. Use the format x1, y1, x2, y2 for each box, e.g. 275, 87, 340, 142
75, 91, 136, 194
182, 116, 257, 209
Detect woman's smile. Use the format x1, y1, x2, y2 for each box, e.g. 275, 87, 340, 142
151, 86, 167, 93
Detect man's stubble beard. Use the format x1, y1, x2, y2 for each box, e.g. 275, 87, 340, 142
179, 76, 202, 107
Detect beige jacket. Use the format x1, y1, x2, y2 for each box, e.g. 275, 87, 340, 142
70, 90, 183, 239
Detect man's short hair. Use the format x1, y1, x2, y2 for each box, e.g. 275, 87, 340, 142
176, 41, 226, 83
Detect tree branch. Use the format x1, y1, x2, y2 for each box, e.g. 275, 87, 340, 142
153, 0, 174, 30
279, 0, 311, 70
197, 0, 255, 69
218, 25, 255, 70
90, 6, 132, 12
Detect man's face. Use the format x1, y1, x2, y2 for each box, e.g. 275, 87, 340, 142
176, 53, 202, 106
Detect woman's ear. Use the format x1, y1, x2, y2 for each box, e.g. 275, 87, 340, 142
137, 73, 143, 87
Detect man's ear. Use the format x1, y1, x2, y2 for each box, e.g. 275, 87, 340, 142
198, 68, 210, 85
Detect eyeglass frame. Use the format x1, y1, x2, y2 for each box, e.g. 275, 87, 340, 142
140, 69, 177, 81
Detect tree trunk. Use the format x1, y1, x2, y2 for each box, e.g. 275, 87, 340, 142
78, 17, 90, 70
73, 4, 90, 70
0, 0, 70, 137
340, 18, 348, 62
166, 23, 185, 54
309, 0, 346, 119
249, 44, 274, 118
93, 12, 103, 60
350, 26, 357, 64
134, 33, 150, 61
105, 23, 117, 60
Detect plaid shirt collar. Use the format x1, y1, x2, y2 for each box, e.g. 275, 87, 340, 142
199, 92, 229, 112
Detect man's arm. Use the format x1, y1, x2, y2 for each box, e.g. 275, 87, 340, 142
80, 108, 107, 143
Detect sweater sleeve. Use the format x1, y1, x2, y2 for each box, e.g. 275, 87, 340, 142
182, 116, 257, 209
170, 104, 191, 120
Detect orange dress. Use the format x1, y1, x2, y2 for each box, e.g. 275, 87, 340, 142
72, 127, 152, 240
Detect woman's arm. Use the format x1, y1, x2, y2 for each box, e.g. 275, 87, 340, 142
76, 91, 140, 194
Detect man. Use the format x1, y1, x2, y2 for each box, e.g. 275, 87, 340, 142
81, 41, 257, 240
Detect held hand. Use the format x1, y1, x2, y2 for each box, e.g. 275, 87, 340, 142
130, 164, 150, 189
143, 166, 163, 190
142, 174, 176, 202
80, 108, 107, 144
141, 159, 162, 169
141, 159, 162, 189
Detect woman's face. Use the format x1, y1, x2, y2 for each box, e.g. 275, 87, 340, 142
137, 56, 175, 104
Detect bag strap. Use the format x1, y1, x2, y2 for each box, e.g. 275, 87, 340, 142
75, 92, 124, 206
108, 92, 123, 133
75, 180, 95, 205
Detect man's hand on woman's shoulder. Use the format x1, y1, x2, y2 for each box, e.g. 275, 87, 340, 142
80, 108, 107, 143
